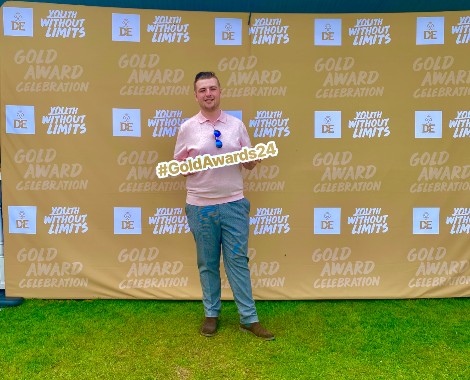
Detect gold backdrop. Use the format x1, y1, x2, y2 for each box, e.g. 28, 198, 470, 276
1, 1, 469, 299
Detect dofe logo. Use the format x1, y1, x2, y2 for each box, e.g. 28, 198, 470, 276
223, 23, 235, 41
120, 18, 132, 36
120, 114, 133, 132
322, 116, 334, 133
14, 110, 27, 129
420, 212, 432, 230
424, 22, 437, 40
422, 115, 435, 133
16, 211, 29, 229
322, 212, 334, 230
122, 212, 134, 230
11, 12, 26, 31
322, 24, 334, 41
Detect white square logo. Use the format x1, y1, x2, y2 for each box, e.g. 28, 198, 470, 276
8, 206, 37, 234
6, 105, 35, 134
314, 208, 341, 235
113, 108, 141, 137
415, 111, 442, 139
413, 208, 440, 234
114, 207, 142, 234
3, 7, 33, 37
416, 17, 445, 45
314, 19, 342, 46
314, 111, 341, 138
112, 13, 140, 42
215, 18, 242, 45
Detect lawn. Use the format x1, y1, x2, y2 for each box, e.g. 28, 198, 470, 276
1, 297, 469, 379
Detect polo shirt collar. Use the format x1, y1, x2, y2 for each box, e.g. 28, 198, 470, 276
196, 110, 227, 124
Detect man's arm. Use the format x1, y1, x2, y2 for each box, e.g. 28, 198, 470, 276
173, 124, 195, 176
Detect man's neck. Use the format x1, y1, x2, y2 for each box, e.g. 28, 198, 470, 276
201, 109, 221, 123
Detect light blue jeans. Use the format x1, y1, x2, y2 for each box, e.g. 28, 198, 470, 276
185, 198, 259, 325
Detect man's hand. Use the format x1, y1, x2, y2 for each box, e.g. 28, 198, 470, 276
180, 158, 195, 176
242, 159, 262, 170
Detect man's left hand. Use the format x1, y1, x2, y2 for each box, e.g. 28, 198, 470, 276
242, 159, 261, 170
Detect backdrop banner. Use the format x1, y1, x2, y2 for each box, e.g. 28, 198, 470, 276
1, 1, 469, 299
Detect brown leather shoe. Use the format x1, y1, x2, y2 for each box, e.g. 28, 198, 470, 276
200, 317, 218, 337
240, 322, 275, 340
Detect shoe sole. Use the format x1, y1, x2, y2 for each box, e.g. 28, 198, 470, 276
239, 326, 275, 341
200, 330, 217, 337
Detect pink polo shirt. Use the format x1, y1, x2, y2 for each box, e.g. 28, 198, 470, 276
174, 111, 251, 206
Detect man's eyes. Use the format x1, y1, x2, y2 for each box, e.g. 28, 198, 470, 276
199, 87, 218, 92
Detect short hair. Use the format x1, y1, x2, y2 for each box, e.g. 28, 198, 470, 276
194, 71, 220, 91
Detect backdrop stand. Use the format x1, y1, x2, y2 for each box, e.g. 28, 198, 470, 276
0, 289, 24, 308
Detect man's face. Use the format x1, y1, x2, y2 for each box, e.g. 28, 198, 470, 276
194, 77, 221, 113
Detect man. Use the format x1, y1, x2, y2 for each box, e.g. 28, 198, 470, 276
174, 72, 274, 340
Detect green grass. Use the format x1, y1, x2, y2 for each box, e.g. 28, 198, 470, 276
1, 298, 469, 379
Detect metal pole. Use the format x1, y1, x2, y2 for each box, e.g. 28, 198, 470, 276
0, 175, 24, 307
